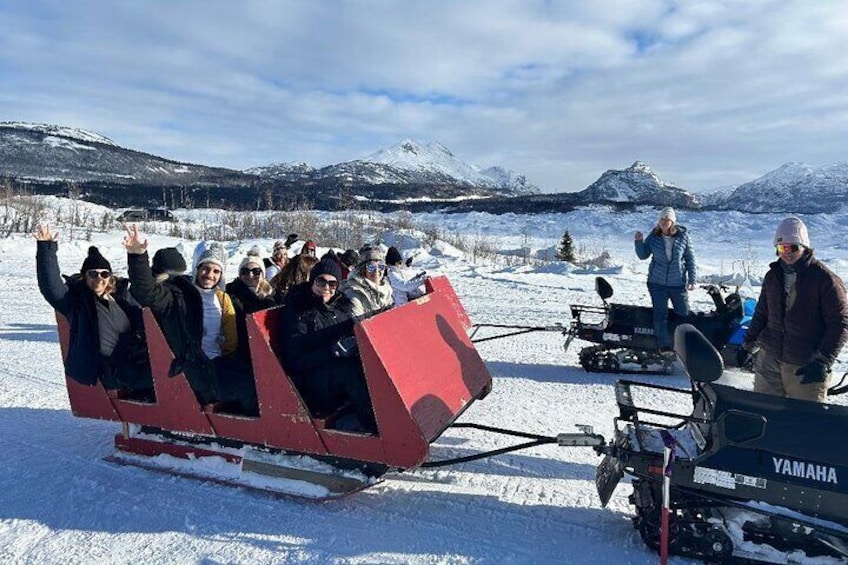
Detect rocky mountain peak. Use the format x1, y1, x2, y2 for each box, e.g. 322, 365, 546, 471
574, 161, 698, 208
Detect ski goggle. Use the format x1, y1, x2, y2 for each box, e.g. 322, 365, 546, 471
85, 269, 111, 279
365, 261, 386, 274
776, 244, 802, 254
240, 267, 263, 277
314, 277, 339, 289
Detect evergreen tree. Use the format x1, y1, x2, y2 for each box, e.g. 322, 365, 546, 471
556, 230, 575, 263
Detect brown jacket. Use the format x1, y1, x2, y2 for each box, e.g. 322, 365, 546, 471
746, 252, 848, 366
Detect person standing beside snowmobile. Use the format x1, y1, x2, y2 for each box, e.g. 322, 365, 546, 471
634, 207, 697, 352
743, 217, 848, 403
36, 225, 153, 397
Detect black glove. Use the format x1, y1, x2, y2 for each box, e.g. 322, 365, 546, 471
331, 336, 359, 358
795, 361, 829, 384
284, 233, 299, 248
405, 257, 414, 267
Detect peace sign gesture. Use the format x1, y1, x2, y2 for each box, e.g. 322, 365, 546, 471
122, 224, 148, 254
34, 224, 60, 242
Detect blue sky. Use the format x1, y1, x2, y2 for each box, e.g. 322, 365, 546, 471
1, 0, 846, 192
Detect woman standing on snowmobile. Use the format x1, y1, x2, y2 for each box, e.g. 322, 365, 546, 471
634, 207, 697, 352
36, 225, 153, 397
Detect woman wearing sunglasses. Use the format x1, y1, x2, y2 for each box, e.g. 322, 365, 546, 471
35, 225, 153, 398
226, 248, 276, 314
226, 248, 277, 363
281, 254, 376, 434
743, 217, 848, 403
340, 245, 394, 318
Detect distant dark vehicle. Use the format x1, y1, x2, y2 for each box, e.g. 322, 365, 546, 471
116, 208, 175, 222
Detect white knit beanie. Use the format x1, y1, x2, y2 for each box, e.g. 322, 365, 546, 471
658, 207, 677, 223
239, 246, 265, 277
195, 242, 227, 286
774, 217, 810, 248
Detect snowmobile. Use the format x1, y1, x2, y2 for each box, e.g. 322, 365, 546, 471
594, 324, 848, 562
564, 276, 754, 374
55, 276, 492, 499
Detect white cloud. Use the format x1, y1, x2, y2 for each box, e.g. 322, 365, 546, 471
1, 0, 846, 192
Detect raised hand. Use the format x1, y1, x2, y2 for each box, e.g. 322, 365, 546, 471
634, 231, 644, 241
34, 224, 60, 242
122, 224, 148, 254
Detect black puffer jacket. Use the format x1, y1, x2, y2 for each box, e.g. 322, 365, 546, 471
37, 240, 146, 385
127, 251, 221, 402
282, 282, 355, 374
281, 282, 359, 413
226, 278, 277, 315
746, 251, 848, 366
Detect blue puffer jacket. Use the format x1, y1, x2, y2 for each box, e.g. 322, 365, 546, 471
634, 225, 697, 287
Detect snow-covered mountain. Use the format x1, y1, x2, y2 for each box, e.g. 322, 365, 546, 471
707, 162, 848, 213
360, 139, 539, 195
248, 139, 540, 197
0, 121, 118, 146
571, 161, 700, 208
243, 161, 314, 179
6, 121, 847, 215
0, 122, 246, 186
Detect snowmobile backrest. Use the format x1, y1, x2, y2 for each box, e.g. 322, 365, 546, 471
595, 276, 613, 301
674, 324, 723, 383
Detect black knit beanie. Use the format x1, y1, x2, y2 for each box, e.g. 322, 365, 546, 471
309, 253, 343, 282
385, 246, 403, 266
81, 246, 111, 274
340, 249, 359, 268
152, 247, 187, 275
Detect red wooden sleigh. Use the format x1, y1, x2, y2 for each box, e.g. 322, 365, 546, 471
56, 276, 492, 496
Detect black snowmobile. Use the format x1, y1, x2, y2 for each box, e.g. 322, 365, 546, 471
594, 324, 848, 562
565, 277, 747, 374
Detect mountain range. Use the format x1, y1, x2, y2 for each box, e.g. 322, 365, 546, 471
1, 121, 846, 214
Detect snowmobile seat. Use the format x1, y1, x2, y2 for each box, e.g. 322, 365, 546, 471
704, 383, 848, 468
608, 303, 654, 329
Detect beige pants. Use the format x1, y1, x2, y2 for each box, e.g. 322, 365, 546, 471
753, 349, 830, 403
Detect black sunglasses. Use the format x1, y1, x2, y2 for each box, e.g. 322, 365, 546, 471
240, 267, 263, 277
314, 277, 339, 289
86, 269, 111, 280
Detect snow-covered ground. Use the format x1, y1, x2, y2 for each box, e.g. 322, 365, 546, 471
1, 205, 847, 564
